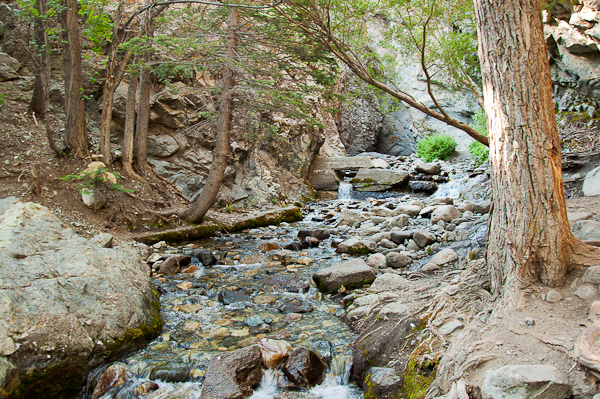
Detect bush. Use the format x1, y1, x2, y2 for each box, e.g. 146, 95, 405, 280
469, 110, 489, 166
416, 134, 457, 162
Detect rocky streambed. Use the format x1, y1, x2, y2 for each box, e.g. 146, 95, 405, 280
81, 159, 495, 399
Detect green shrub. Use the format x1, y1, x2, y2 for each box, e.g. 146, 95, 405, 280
417, 134, 457, 162
469, 109, 489, 166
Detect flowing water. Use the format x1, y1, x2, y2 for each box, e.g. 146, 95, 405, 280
337, 182, 353, 200
87, 212, 363, 399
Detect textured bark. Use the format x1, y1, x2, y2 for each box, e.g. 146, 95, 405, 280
180, 8, 238, 223
60, 0, 88, 157
134, 36, 152, 175
475, 0, 600, 292
122, 70, 141, 179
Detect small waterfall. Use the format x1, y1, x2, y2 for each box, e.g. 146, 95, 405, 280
337, 182, 353, 200
249, 369, 279, 399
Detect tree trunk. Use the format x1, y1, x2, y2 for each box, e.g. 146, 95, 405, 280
60, 0, 88, 157
180, 8, 238, 223
475, 0, 600, 293
122, 69, 140, 179
133, 49, 152, 175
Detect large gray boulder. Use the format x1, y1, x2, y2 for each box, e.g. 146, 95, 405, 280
572, 220, 600, 241
200, 345, 263, 399
431, 205, 462, 224
0, 200, 162, 399
313, 258, 376, 294
336, 237, 377, 255
583, 165, 600, 197
481, 365, 570, 399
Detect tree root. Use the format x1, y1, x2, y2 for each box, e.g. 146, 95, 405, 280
571, 238, 600, 267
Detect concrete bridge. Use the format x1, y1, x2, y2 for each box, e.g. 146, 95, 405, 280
307, 156, 408, 192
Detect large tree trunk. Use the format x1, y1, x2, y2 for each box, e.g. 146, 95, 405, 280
180, 8, 238, 223
475, 0, 600, 293
60, 0, 88, 157
133, 8, 152, 177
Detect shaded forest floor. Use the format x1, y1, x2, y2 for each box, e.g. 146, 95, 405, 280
0, 100, 599, 241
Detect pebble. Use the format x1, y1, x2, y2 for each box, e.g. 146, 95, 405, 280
545, 290, 563, 303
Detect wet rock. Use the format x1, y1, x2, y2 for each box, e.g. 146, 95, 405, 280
431, 205, 462, 224
149, 365, 191, 383
253, 295, 276, 305
265, 274, 310, 293
218, 288, 252, 305
92, 364, 128, 399
200, 345, 263, 399
192, 249, 218, 266
278, 298, 314, 314
409, 180, 438, 193
413, 230, 437, 247
583, 165, 600, 197
366, 367, 403, 399
336, 238, 377, 255
583, 266, 600, 285
136, 381, 159, 396
240, 253, 267, 264
390, 230, 414, 244
244, 315, 271, 328
572, 220, 600, 241
284, 241, 304, 251
481, 365, 570, 399
385, 252, 412, 269
259, 338, 292, 368
259, 242, 279, 251
158, 255, 191, 275
311, 340, 334, 364
304, 236, 321, 247
282, 347, 327, 388
298, 229, 331, 241
313, 258, 377, 294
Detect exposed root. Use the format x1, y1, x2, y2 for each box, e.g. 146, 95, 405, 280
571, 237, 600, 267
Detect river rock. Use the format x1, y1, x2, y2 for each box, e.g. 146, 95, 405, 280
200, 345, 263, 399
92, 364, 128, 399
431, 205, 462, 224
409, 180, 438, 193
367, 253, 387, 270
383, 214, 410, 230
285, 241, 304, 251
218, 288, 252, 305
390, 229, 414, 244
429, 248, 458, 266
0, 200, 162, 399
385, 252, 412, 269
370, 206, 394, 217
192, 249, 218, 266
258, 338, 292, 369
158, 255, 191, 275
282, 347, 326, 388
370, 273, 406, 291
481, 365, 570, 399
313, 258, 377, 294
265, 274, 310, 293
414, 160, 441, 175
573, 220, 600, 241
278, 299, 314, 314
337, 208, 368, 226
474, 199, 491, 214
413, 230, 437, 247
298, 229, 331, 241
583, 165, 600, 197
392, 204, 422, 217
336, 237, 377, 255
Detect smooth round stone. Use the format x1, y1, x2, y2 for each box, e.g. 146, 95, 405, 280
253, 295, 276, 305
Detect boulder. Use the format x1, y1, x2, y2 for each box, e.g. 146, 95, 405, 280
298, 229, 331, 241
313, 258, 377, 294
383, 214, 410, 230
0, 52, 20, 81
474, 199, 491, 214
481, 365, 570, 399
352, 168, 408, 192
409, 180, 438, 193
200, 345, 263, 399
336, 238, 377, 255
366, 253, 387, 270
282, 347, 326, 388
583, 165, 600, 197
158, 255, 192, 275
278, 299, 314, 314
385, 252, 412, 269
192, 249, 218, 266
370, 206, 394, 218
572, 220, 600, 241
390, 230, 414, 244
0, 201, 162, 399
414, 160, 441, 175
429, 248, 458, 267
431, 205, 462, 224
568, 210, 594, 226
92, 364, 128, 399
147, 134, 180, 158
413, 230, 437, 247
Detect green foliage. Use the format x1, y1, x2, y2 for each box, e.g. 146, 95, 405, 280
401, 360, 436, 399
0, 94, 5, 107
417, 134, 457, 162
79, 0, 113, 54
60, 166, 134, 193
469, 110, 489, 166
